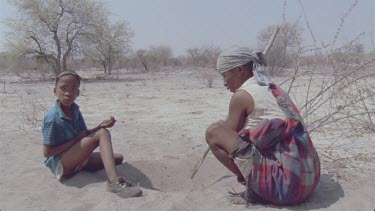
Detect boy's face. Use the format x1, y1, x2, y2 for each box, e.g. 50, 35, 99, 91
54, 75, 80, 108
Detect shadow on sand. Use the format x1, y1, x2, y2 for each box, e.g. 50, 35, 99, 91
61, 162, 161, 191
259, 174, 344, 210
293, 174, 344, 210
61, 159, 343, 210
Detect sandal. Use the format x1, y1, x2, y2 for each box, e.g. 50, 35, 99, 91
106, 177, 142, 199
227, 191, 247, 205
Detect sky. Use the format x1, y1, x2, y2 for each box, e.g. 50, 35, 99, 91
0, 0, 374, 56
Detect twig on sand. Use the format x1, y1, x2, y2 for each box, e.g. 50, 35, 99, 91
190, 147, 210, 179
163, 155, 180, 160
228, 187, 238, 195
192, 144, 202, 149
201, 175, 234, 190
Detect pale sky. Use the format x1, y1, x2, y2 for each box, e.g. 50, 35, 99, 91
1, 0, 374, 56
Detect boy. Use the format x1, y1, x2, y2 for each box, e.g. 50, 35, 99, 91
42, 71, 142, 199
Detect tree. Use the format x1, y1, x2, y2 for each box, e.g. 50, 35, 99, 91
148, 45, 173, 67
4, 0, 107, 76
186, 45, 221, 68
133, 45, 173, 71
186, 48, 204, 68
201, 45, 221, 68
332, 42, 365, 65
84, 20, 133, 75
137, 49, 149, 71
257, 23, 303, 75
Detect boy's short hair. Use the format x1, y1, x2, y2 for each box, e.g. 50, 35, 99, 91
55, 71, 82, 86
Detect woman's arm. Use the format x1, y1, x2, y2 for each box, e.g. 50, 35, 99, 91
226, 90, 254, 132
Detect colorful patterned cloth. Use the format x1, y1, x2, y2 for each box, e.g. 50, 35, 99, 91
240, 84, 320, 205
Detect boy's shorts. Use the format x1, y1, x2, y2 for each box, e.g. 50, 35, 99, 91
55, 157, 89, 181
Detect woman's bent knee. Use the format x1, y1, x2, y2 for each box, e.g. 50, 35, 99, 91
205, 122, 224, 145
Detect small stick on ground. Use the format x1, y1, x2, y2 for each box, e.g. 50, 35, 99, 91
163, 155, 180, 160
190, 147, 210, 179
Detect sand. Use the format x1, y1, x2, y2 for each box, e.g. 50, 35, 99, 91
0, 69, 374, 210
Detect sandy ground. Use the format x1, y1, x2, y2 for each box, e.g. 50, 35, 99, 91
0, 69, 374, 211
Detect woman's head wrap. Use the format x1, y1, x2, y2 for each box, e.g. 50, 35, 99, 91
216, 46, 270, 86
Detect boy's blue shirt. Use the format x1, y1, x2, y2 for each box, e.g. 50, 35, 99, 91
42, 100, 87, 173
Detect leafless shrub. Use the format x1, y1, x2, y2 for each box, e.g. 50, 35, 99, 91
186, 45, 221, 69
280, 0, 375, 144
83, 20, 133, 75
296, 59, 375, 135
137, 49, 150, 71
202, 68, 218, 88
19, 96, 47, 127
258, 22, 303, 76
148, 45, 173, 67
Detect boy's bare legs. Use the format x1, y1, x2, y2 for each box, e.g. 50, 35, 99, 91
60, 128, 142, 198
205, 121, 245, 182
83, 152, 123, 172
60, 128, 121, 181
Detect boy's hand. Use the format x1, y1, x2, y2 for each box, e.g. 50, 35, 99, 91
99, 116, 116, 128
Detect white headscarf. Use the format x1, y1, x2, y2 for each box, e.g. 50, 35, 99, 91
216, 46, 270, 86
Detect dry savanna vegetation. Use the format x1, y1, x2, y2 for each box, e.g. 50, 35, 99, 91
0, 0, 374, 210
